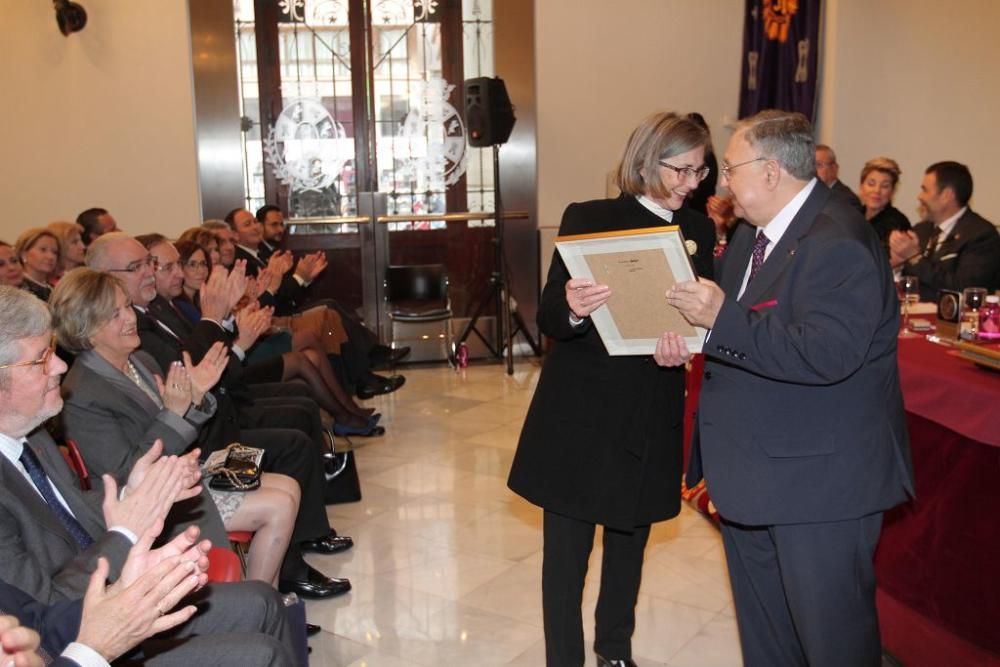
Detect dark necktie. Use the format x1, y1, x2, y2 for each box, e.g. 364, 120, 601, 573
19, 446, 95, 550
748, 230, 771, 285
923, 226, 943, 258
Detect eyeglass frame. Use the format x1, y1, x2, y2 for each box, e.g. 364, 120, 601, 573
184, 260, 210, 270
108, 255, 156, 274
0, 334, 57, 372
720, 156, 769, 179
658, 161, 712, 183
0, 256, 22, 267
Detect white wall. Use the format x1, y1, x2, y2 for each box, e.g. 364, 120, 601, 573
817, 0, 997, 225
534, 0, 744, 277
0, 0, 201, 243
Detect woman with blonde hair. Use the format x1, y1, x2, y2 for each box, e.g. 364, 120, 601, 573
51, 268, 301, 587
47, 221, 87, 280
508, 112, 716, 667
13, 227, 60, 300
859, 157, 911, 248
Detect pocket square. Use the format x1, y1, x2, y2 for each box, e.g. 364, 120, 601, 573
750, 299, 779, 311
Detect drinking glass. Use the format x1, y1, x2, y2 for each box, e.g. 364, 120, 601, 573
896, 276, 920, 337
961, 287, 988, 339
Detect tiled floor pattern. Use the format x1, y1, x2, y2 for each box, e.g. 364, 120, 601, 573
304, 361, 743, 666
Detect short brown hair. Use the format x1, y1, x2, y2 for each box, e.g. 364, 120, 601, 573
614, 112, 710, 199
860, 157, 901, 188
49, 268, 126, 353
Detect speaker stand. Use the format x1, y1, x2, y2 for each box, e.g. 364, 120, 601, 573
452, 144, 540, 375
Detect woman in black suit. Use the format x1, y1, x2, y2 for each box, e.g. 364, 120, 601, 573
508, 112, 715, 667
859, 156, 910, 250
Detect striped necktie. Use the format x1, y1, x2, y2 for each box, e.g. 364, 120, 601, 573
19, 445, 95, 550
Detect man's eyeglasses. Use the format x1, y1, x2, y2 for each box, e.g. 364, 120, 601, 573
0, 257, 21, 268
659, 162, 711, 182
720, 156, 768, 179
109, 255, 156, 274
155, 261, 179, 274
0, 334, 57, 373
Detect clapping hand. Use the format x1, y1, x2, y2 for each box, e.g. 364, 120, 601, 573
294, 251, 328, 283
0, 615, 43, 667
234, 303, 275, 351
114, 521, 210, 594
266, 251, 294, 278
199, 265, 234, 321
256, 267, 281, 295
889, 230, 920, 267
155, 362, 192, 417
76, 557, 200, 662
103, 453, 192, 539
183, 345, 227, 405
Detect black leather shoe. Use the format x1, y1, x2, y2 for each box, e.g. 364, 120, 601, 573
301, 534, 354, 554
306, 623, 321, 636
356, 373, 406, 399
279, 566, 351, 599
370, 345, 411, 369
596, 655, 637, 667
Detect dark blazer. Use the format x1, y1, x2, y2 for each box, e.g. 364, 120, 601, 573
1, 579, 82, 664
19, 278, 52, 302
830, 178, 864, 213
902, 208, 1000, 300
59, 350, 228, 547
867, 204, 910, 247
692, 183, 914, 525
508, 195, 715, 530
0, 430, 131, 603
235, 245, 308, 316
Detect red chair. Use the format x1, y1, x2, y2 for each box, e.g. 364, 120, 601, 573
207, 546, 243, 582
59, 439, 91, 491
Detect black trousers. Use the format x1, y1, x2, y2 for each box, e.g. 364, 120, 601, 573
720, 513, 884, 667
542, 510, 650, 667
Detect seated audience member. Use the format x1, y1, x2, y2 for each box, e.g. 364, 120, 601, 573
816, 143, 864, 212
14, 228, 60, 300
0, 286, 297, 664
47, 222, 88, 282
0, 241, 26, 288
256, 204, 286, 261
201, 220, 238, 269
859, 157, 911, 249
85, 233, 353, 600
76, 208, 119, 246
890, 161, 1000, 300
225, 206, 408, 398
51, 269, 300, 587
148, 236, 381, 436
1, 537, 295, 666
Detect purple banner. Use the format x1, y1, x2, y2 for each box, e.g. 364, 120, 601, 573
739, 0, 822, 121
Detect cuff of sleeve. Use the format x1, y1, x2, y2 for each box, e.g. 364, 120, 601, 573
62, 642, 111, 667
231, 344, 246, 361
293, 274, 309, 287
568, 312, 586, 327
108, 526, 138, 545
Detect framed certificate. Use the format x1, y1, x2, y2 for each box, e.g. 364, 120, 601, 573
555, 225, 705, 355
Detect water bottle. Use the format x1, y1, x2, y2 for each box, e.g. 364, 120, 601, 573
978, 295, 1000, 340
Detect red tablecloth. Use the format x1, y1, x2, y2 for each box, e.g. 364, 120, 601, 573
875, 337, 1000, 663
896, 336, 1000, 447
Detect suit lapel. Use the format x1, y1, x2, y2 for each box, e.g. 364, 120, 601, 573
738, 184, 830, 306
0, 442, 88, 550
935, 209, 973, 260
76, 351, 161, 416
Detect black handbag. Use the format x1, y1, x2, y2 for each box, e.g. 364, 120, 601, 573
206, 443, 264, 492
323, 428, 362, 504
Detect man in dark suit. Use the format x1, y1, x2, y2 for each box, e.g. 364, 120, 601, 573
658, 111, 914, 667
815, 143, 864, 213
226, 207, 408, 397
84, 234, 352, 600
890, 161, 1000, 300
0, 286, 299, 665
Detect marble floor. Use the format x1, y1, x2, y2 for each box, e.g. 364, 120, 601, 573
304, 360, 743, 666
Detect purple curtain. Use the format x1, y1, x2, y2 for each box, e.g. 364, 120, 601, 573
739, 0, 822, 121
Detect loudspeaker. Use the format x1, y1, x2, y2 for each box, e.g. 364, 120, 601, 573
464, 77, 516, 147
